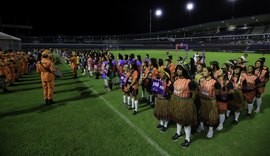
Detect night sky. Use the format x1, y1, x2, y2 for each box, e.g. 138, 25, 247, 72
2, 0, 270, 36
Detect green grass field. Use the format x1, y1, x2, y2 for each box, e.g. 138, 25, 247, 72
1, 50, 270, 156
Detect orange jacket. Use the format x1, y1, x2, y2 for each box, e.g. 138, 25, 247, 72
70, 56, 78, 69
0, 65, 12, 81
36, 58, 56, 82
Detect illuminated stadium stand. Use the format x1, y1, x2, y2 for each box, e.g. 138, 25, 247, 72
21, 14, 270, 52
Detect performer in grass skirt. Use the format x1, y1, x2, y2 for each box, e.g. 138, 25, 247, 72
153, 68, 173, 133
254, 58, 269, 113
216, 68, 234, 131
170, 64, 197, 148
227, 64, 245, 124
194, 63, 205, 109
197, 67, 221, 139
242, 65, 261, 116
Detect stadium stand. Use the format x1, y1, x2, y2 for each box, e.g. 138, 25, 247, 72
10, 14, 270, 52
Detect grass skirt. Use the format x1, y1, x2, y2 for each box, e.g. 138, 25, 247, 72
170, 95, 197, 126
154, 95, 170, 120
199, 99, 219, 126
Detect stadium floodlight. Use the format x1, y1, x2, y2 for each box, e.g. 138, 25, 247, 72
154, 9, 163, 41
186, 2, 194, 11
186, 2, 194, 25
155, 9, 162, 17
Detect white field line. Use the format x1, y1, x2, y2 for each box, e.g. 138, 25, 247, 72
81, 79, 170, 156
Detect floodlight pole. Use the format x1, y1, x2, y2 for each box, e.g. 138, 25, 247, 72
188, 11, 191, 25
231, 0, 235, 19
157, 16, 160, 42
150, 9, 152, 41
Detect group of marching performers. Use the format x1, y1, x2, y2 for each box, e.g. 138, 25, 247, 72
0, 50, 37, 92
119, 53, 268, 148
64, 50, 268, 148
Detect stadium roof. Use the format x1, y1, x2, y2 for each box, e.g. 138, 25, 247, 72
168, 14, 270, 32
98, 14, 270, 37
0, 32, 21, 41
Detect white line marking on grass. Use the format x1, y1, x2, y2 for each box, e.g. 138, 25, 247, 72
81, 80, 170, 156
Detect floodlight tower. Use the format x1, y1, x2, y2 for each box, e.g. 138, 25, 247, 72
228, 0, 236, 19
155, 9, 162, 41
149, 9, 152, 41
186, 2, 194, 24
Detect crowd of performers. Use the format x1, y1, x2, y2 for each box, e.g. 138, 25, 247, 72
0, 50, 38, 92
62, 50, 269, 148
1, 48, 268, 148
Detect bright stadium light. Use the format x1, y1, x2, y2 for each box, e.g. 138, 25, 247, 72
186, 2, 194, 11
155, 9, 162, 17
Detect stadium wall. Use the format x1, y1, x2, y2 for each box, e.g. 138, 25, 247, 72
21, 42, 270, 53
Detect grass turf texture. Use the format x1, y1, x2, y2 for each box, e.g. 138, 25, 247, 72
0, 50, 270, 156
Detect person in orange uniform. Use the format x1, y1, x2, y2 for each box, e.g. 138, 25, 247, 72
7, 56, 16, 85
70, 52, 78, 78
141, 61, 150, 101
147, 58, 159, 106
0, 57, 12, 93
128, 62, 140, 115
22, 52, 29, 75
36, 49, 56, 105
165, 55, 175, 81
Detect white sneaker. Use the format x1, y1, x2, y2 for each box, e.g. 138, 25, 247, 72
207, 129, 214, 138
216, 124, 223, 131
196, 125, 205, 133
254, 108, 260, 113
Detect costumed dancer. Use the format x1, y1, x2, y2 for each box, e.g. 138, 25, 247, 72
197, 67, 220, 138
254, 58, 269, 113
227, 64, 245, 124
242, 65, 261, 116
153, 68, 173, 133
170, 64, 197, 148
216, 68, 234, 131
